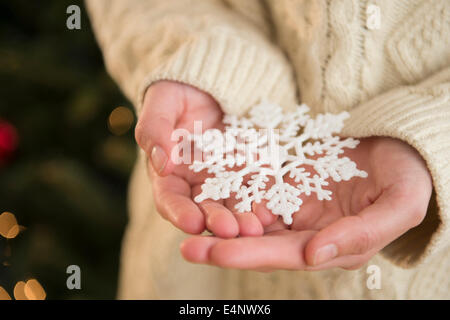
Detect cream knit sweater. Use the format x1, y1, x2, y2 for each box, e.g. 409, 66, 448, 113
86, 0, 450, 299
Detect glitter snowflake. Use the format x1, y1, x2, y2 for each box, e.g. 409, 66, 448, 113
189, 101, 368, 225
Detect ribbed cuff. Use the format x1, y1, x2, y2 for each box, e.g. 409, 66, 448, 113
134, 32, 298, 117
341, 81, 450, 268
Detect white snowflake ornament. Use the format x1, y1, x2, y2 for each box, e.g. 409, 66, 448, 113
189, 101, 368, 225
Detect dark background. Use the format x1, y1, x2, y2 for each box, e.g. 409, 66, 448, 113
0, 0, 136, 299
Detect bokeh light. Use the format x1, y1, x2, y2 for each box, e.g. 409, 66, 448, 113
11, 280, 46, 300
13, 281, 27, 300
0, 119, 19, 163
1, 1, 128, 299
0, 212, 20, 239
107, 106, 134, 136
0, 286, 12, 300
24, 279, 46, 300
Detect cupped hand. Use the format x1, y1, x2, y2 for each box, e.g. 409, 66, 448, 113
135, 81, 265, 238
181, 137, 433, 271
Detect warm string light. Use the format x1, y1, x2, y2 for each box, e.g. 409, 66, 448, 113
0, 212, 20, 239
13, 281, 27, 300
0, 212, 46, 300
107, 106, 134, 136
0, 286, 12, 300
23, 279, 46, 300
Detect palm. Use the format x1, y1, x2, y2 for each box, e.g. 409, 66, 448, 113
278, 137, 421, 232
181, 136, 432, 271
167, 84, 224, 185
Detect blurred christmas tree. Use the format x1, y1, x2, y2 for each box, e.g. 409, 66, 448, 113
0, 0, 136, 299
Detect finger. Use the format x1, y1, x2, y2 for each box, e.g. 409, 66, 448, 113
252, 201, 278, 226
304, 247, 378, 271
180, 236, 223, 264
135, 85, 183, 176
305, 186, 426, 266
173, 163, 213, 186
200, 202, 239, 238
181, 231, 316, 270
209, 231, 317, 269
263, 218, 289, 233
150, 165, 205, 234
225, 196, 264, 237
191, 185, 239, 238
233, 212, 264, 237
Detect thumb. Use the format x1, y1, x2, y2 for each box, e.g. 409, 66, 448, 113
304, 187, 425, 266
135, 83, 184, 176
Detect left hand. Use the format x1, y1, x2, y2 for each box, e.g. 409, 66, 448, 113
180, 137, 433, 271
136, 81, 266, 238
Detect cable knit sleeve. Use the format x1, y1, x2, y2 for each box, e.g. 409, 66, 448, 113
84, 0, 298, 116
341, 66, 450, 268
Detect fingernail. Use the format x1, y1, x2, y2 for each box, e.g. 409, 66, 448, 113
151, 145, 167, 174
313, 244, 338, 265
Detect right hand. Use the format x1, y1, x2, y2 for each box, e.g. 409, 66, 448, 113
135, 81, 272, 238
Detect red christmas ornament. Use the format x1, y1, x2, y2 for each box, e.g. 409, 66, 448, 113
0, 119, 19, 166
